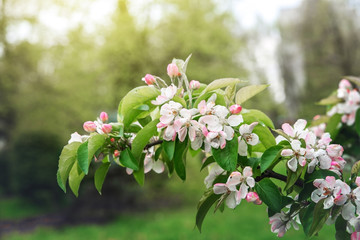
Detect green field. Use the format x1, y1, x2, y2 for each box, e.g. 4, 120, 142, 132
5, 203, 335, 240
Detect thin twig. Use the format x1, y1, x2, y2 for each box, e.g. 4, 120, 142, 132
255, 170, 304, 188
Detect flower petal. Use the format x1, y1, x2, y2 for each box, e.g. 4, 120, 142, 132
287, 157, 298, 172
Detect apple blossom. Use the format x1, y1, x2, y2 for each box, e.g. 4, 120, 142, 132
68, 132, 83, 144
352, 232, 360, 240
114, 150, 120, 157
167, 63, 180, 77
238, 122, 259, 156
229, 104, 242, 114
83, 121, 97, 133
151, 85, 178, 105
100, 112, 108, 122
189, 80, 200, 90
281, 119, 308, 140
269, 211, 299, 238
246, 192, 262, 205
204, 163, 226, 188
101, 124, 112, 134
142, 74, 156, 85
173, 108, 200, 142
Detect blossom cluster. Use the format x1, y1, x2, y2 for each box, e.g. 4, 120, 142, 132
277, 119, 345, 174
328, 79, 360, 126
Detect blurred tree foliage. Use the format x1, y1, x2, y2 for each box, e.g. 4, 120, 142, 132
278, 0, 360, 119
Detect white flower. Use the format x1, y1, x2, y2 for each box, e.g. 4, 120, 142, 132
311, 176, 350, 209
281, 140, 306, 172
198, 94, 217, 115
269, 211, 299, 238
151, 85, 178, 105
68, 132, 88, 144
238, 122, 259, 156
281, 119, 308, 140
204, 163, 226, 188
173, 108, 201, 142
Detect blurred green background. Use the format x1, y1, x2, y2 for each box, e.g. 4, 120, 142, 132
1, 0, 360, 239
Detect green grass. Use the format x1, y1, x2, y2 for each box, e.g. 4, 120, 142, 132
5, 203, 335, 240
0, 198, 46, 220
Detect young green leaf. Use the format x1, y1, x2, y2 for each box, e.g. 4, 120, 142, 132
196, 190, 221, 232
317, 95, 342, 105
299, 203, 315, 236
133, 153, 145, 186
345, 75, 360, 86
308, 199, 331, 237
284, 167, 303, 192
77, 141, 89, 174
325, 113, 342, 140
131, 119, 160, 161
355, 108, 360, 137
94, 162, 111, 194
255, 178, 283, 212
211, 137, 238, 172
57, 142, 81, 192
260, 145, 283, 173
88, 134, 106, 161
253, 125, 276, 149
68, 162, 85, 197
203, 78, 242, 93
335, 215, 351, 240
120, 148, 139, 171
242, 109, 275, 129
173, 138, 188, 180
305, 169, 339, 183
201, 156, 215, 171
235, 84, 269, 105
162, 140, 176, 161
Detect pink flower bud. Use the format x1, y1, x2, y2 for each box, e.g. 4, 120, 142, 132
351, 232, 360, 240
356, 177, 360, 187
114, 150, 120, 157
339, 79, 352, 89
229, 104, 242, 114
110, 138, 115, 142
102, 124, 112, 134
246, 192, 262, 205
83, 121, 96, 133
100, 112, 108, 122
313, 115, 321, 120
189, 80, 200, 90
143, 74, 156, 85
167, 63, 180, 77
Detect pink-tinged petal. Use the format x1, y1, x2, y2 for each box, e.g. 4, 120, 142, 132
356, 177, 360, 187
287, 157, 298, 172
281, 149, 294, 157
213, 183, 227, 194
178, 127, 187, 142
313, 179, 324, 188
226, 191, 238, 209
152, 160, 165, 174
247, 133, 259, 146
189, 126, 196, 141
206, 131, 218, 141
144, 156, 153, 173
305, 132, 316, 146
173, 119, 183, 132
323, 196, 335, 209
198, 100, 207, 115
164, 125, 176, 141
220, 137, 226, 149
282, 123, 294, 137
179, 108, 191, 119
327, 144, 344, 158
325, 176, 336, 187
157, 122, 167, 129
294, 119, 307, 131
243, 166, 253, 178
227, 115, 244, 126
202, 126, 209, 137
298, 156, 307, 167
351, 232, 360, 240
334, 194, 348, 206
238, 138, 248, 156
339, 79, 352, 89
248, 122, 258, 132
290, 140, 302, 151
151, 95, 168, 105
126, 168, 133, 175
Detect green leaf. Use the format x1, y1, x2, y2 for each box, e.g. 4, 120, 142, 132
356, 108, 360, 137
255, 178, 283, 212
235, 84, 269, 105
203, 78, 242, 93
173, 138, 188, 180
211, 137, 238, 172
308, 199, 331, 237
94, 162, 111, 194
120, 148, 139, 171
131, 119, 160, 161
68, 162, 85, 197
201, 156, 215, 171
299, 203, 315, 236
260, 145, 283, 173
118, 86, 160, 127
56, 170, 65, 192
253, 125, 276, 149
88, 134, 106, 162
284, 167, 303, 192
57, 142, 81, 192
133, 153, 145, 186
298, 183, 315, 202
193, 90, 226, 108
173, 96, 187, 107
351, 160, 360, 181
224, 84, 236, 104
305, 169, 339, 183
196, 190, 221, 232
325, 113, 342, 139
345, 75, 360, 86
138, 116, 152, 127
242, 109, 275, 129
162, 140, 175, 161
77, 141, 89, 174
317, 95, 342, 105
155, 146, 162, 161
335, 215, 351, 240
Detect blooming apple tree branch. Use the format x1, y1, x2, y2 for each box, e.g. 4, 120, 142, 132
57, 56, 360, 239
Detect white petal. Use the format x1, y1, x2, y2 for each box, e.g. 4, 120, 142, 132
246, 177, 255, 188
224, 126, 234, 140
281, 149, 294, 157
294, 119, 307, 132
311, 189, 323, 203
323, 196, 334, 209
239, 183, 248, 199
290, 140, 302, 151
178, 127, 187, 142
227, 115, 243, 126
239, 124, 251, 135
191, 136, 203, 150
243, 167, 253, 178
247, 133, 259, 146
287, 157, 298, 172
238, 138, 248, 156
226, 192, 237, 209
152, 160, 165, 173
213, 183, 227, 194
319, 155, 332, 170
